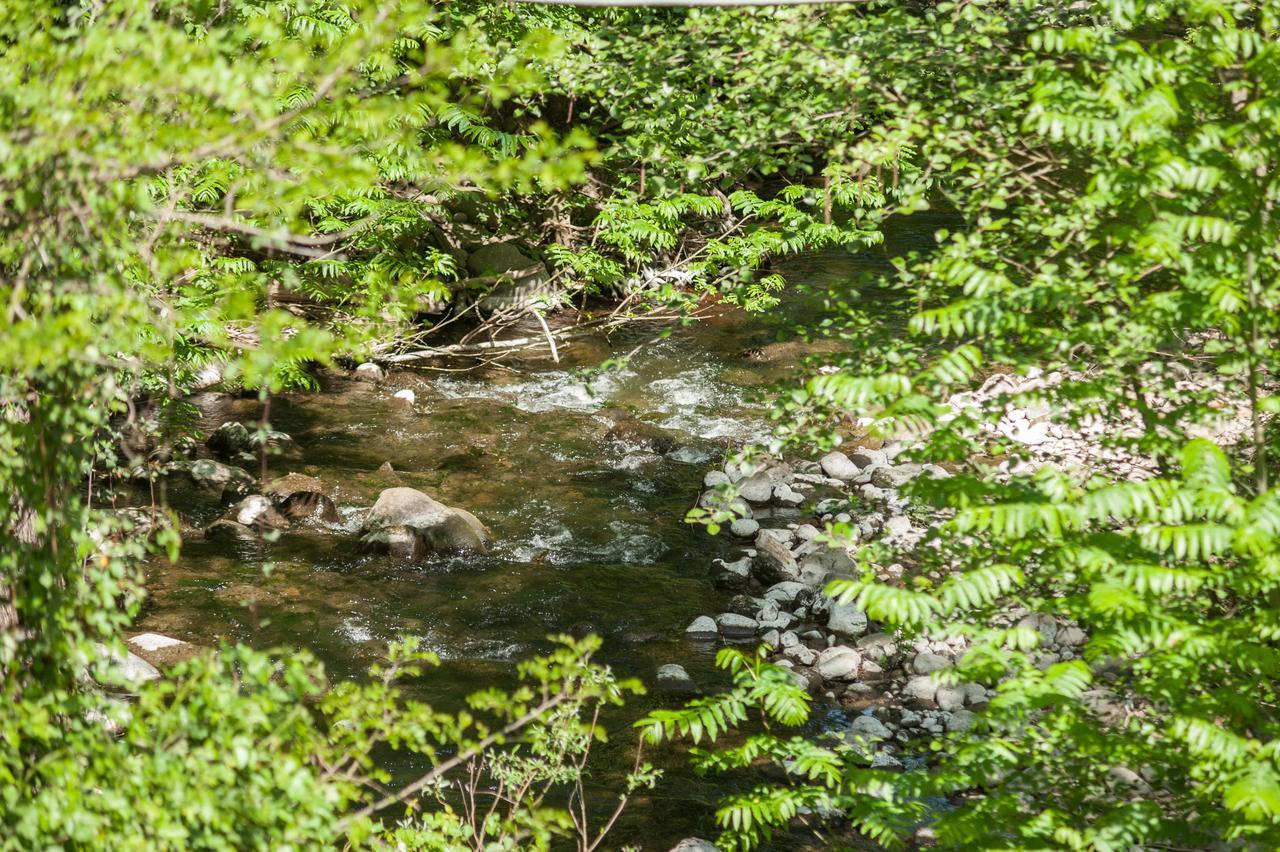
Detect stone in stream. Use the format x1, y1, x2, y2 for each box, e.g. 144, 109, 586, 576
771, 483, 804, 507
604, 415, 677, 454
360, 487, 491, 558
846, 714, 892, 742
715, 612, 758, 638
684, 615, 718, 639
729, 517, 759, 538
354, 362, 385, 382
736, 472, 774, 504
93, 643, 161, 689
207, 421, 252, 458
127, 633, 207, 669
206, 495, 290, 540
265, 473, 340, 523
655, 663, 697, 693
392, 388, 416, 406
669, 840, 720, 852
816, 646, 861, 681
752, 529, 799, 585
819, 450, 860, 481
703, 470, 731, 489
188, 458, 256, 502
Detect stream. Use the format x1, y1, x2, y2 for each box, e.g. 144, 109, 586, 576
134, 217, 950, 848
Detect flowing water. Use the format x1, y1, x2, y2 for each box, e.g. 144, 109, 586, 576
134, 219, 950, 848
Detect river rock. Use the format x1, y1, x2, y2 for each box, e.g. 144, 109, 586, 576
936, 684, 967, 712
685, 615, 718, 639
605, 416, 678, 454
946, 709, 978, 733
94, 643, 161, 689
189, 458, 256, 501
772, 483, 804, 507
392, 388, 416, 406
764, 581, 808, 606
223, 495, 290, 532
716, 613, 758, 638
467, 242, 560, 313
656, 663, 697, 693
846, 714, 892, 742
849, 448, 888, 468
729, 517, 760, 538
704, 470, 731, 488
871, 463, 926, 488
816, 646, 861, 681
207, 421, 252, 458
827, 601, 869, 638
669, 839, 719, 852
903, 675, 938, 704
737, 472, 774, 504
753, 530, 799, 584
127, 633, 206, 669
264, 473, 340, 523
913, 652, 952, 675
819, 451, 859, 481
360, 487, 491, 557
354, 362, 385, 382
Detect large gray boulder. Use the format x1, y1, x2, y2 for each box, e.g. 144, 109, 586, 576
361, 487, 491, 558
466, 241, 561, 313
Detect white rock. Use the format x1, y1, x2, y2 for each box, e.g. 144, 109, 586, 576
685, 616, 718, 639
819, 451, 860, 480
669, 839, 720, 852
392, 388, 416, 405
127, 633, 185, 653
902, 675, 937, 704
816, 646, 861, 680
354, 362, 385, 382
729, 518, 760, 538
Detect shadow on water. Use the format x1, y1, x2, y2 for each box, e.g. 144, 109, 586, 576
135, 225, 952, 848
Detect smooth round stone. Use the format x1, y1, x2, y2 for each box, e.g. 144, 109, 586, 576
685, 615, 718, 639
729, 517, 760, 538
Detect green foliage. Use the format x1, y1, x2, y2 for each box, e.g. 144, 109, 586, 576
677, 0, 1280, 848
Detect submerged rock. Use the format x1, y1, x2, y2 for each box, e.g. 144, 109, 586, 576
604, 415, 678, 454
656, 663, 697, 693
360, 487, 491, 558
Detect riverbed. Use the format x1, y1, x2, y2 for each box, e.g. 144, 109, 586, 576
133, 222, 949, 847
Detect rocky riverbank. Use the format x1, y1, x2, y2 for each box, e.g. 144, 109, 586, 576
678, 366, 1258, 771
